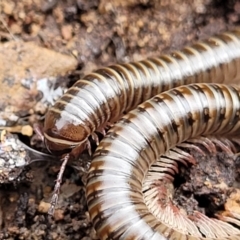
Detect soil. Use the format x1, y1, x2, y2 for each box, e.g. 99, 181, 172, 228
0, 0, 240, 239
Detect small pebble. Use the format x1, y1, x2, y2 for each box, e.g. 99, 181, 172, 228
38, 201, 51, 213
61, 25, 73, 40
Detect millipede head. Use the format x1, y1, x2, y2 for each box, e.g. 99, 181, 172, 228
43, 110, 89, 155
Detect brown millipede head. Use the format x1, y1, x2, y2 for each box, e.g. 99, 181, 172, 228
44, 111, 88, 155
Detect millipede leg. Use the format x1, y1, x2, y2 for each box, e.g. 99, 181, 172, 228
91, 132, 99, 146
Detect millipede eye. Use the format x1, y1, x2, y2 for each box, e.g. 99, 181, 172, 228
51, 128, 59, 135
46, 127, 60, 138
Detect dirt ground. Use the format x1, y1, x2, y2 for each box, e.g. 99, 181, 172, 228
0, 0, 240, 239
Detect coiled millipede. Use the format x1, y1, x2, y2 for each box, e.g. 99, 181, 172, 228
43, 28, 240, 237
86, 83, 240, 239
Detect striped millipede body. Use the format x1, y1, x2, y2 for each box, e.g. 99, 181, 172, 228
44, 28, 240, 154
42, 28, 240, 238
86, 83, 240, 239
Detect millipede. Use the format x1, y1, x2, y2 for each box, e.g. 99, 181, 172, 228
43, 28, 240, 238
44, 28, 240, 155
86, 83, 240, 239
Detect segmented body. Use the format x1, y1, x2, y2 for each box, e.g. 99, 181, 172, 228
44, 29, 240, 153
86, 83, 240, 239
43, 28, 240, 239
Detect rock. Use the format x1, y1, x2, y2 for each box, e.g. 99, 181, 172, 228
0, 41, 77, 126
